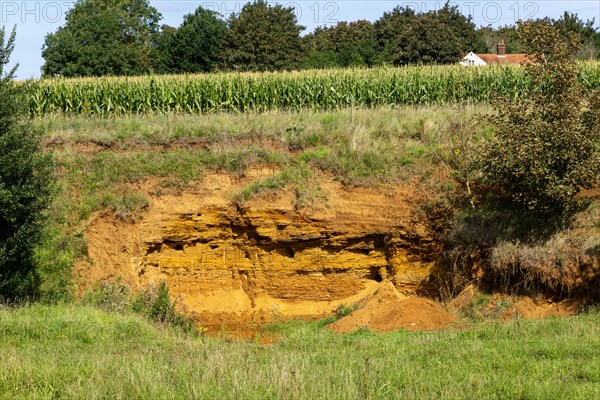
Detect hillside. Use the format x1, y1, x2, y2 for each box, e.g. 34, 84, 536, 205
31, 104, 599, 326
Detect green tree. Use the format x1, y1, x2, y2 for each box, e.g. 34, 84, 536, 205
163, 7, 227, 73
150, 24, 177, 74
0, 27, 54, 299
373, 6, 416, 64
436, 3, 486, 53
222, 0, 304, 71
479, 22, 600, 217
41, 0, 161, 77
376, 2, 485, 65
302, 20, 376, 68
551, 12, 599, 60
392, 13, 464, 65
478, 25, 523, 54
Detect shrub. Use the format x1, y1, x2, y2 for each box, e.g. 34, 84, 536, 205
0, 27, 54, 300
479, 22, 600, 219
85, 280, 197, 334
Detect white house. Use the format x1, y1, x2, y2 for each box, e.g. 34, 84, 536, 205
460, 52, 487, 66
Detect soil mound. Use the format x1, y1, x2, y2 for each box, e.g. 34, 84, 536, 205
326, 282, 456, 333
447, 286, 581, 321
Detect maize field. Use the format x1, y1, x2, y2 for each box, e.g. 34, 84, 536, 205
29, 64, 600, 116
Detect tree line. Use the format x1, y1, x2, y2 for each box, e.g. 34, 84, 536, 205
37, 0, 600, 76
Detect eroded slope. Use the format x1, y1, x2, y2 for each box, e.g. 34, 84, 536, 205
75, 172, 440, 323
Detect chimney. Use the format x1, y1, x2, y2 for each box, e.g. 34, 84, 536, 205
497, 39, 506, 56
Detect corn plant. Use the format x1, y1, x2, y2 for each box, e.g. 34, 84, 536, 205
28, 63, 600, 116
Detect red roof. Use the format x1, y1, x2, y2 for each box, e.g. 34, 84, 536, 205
475, 54, 533, 65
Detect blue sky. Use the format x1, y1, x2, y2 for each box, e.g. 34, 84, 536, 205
2, 0, 599, 79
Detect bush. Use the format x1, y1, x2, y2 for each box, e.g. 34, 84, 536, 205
85, 280, 197, 334
0, 27, 54, 300
478, 22, 600, 219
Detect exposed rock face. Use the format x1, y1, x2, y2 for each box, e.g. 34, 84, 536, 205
75, 173, 441, 323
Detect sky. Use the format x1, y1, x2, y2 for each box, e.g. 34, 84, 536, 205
1, 0, 599, 79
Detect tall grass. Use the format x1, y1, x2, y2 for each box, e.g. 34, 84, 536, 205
29, 64, 600, 116
1, 304, 600, 399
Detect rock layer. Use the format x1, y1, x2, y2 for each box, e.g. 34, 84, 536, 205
75, 173, 441, 322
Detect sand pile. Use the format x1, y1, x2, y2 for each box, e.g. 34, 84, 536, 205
326, 281, 456, 333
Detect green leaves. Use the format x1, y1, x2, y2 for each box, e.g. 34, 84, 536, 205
41, 0, 161, 77
479, 22, 600, 217
0, 27, 54, 300
158, 7, 226, 74
221, 0, 304, 72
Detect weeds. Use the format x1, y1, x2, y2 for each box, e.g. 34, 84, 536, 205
334, 303, 358, 320
84, 280, 197, 334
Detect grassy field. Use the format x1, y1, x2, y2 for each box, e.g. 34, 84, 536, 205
1, 303, 600, 399
9, 68, 600, 399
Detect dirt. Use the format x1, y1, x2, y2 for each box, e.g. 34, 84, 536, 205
74, 170, 442, 326
326, 281, 457, 333
73, 168, 589, 333
447, 285, 581, 321
511, 297, 580, 320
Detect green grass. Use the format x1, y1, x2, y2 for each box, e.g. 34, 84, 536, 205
1, 303, 600, 399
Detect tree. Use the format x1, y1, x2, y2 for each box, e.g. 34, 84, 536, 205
376, 2, 485, 65
478, 22, 600, 217
392, 14, 464, 65
373, 6, 416, 64
41, 0, 161, 77
552, 12, 599, 60
0, 27, 54, 299
302, 20, 376, 68
161, 7, 227, 73
436, 3, 486, 53
150, 24, 177, 74
221, 0, 304, 71
478, 25, 523, 54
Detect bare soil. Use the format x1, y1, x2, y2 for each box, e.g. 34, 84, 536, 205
326, 281, 457, 333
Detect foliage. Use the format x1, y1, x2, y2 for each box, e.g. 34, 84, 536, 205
41, 0, 161, 77
333, 303, 356, 319
393, 13, 464, 65
149, 24, 177, 74
302, 20, 376, 68
160, 7, 227, 73
221, 0, 304, 71
552, 12, 599, 60
373, 6, 416, 63
132, 281, 195, 331
377, 2, 485, 65
479, 22, 600, 217
478, 25, 523, 54
479, 12, 600, 60
84, 280, 196, 333
3, 303, 600, 398
0, 27, 54, 299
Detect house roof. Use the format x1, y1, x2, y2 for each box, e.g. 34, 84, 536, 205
474, 54, 532, 65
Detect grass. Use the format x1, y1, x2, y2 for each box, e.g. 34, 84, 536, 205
38, 106, 485, 225
1, 303, 600, 399
39, 105, 486, 192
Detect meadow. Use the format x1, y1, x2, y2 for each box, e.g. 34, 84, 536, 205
1, 303, 600, 399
